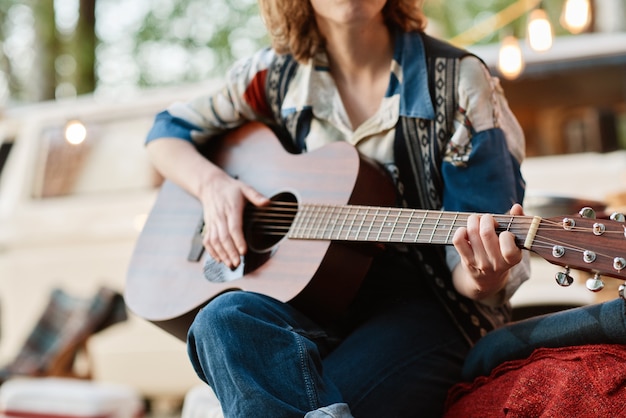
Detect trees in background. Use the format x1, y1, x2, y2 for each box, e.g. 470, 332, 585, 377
0, 0, 620, 105
0, 0, 96, 103
0, 0, 264, 104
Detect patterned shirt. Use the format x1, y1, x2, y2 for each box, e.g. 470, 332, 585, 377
146, 32, 530, 305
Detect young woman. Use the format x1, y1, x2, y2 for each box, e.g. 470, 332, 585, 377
145, 1, 529, 416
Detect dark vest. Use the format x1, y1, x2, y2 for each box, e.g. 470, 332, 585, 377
263, 32, 510, 345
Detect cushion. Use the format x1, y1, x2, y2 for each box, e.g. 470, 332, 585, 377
0, 377, 143, 418
444, 344, 626, 417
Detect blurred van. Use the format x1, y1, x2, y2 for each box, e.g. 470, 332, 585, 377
0, 85, 210, 402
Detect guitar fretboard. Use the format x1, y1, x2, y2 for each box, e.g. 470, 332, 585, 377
259, 203, 537, 247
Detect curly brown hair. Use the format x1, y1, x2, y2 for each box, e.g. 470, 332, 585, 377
257, 0, 427, 63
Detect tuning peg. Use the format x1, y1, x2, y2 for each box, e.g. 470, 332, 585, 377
610, 212, 626, 223
619, 283, 626, 301
579, 207, 596, 219
585, 274, 605, 292
555, 268, 573, 287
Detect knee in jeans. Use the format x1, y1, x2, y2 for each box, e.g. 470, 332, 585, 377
189, 291, 261, 337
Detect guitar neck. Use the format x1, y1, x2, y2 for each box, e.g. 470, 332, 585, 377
257, 203, 537, 248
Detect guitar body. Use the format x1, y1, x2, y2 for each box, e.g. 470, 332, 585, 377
127, 122, 626, 341
125, 123, 397, 340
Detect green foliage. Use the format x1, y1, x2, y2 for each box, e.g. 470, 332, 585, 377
0, 0, 34, 102
424, 0, 576, 44
425, 0, 526, 44
0, 0, 598, 102
129, 0, 267, 87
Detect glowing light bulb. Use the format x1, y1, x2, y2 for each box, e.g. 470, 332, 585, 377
527, 9, 553, 52
561, 0, 592, 34
64, 120, 87, 145
497, 35, 524, 80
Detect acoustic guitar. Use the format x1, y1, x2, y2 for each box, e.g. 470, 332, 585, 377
125, 122, 626, 341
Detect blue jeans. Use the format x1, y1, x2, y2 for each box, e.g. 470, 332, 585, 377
462, 298, 626, 381
187, 252, 470, 417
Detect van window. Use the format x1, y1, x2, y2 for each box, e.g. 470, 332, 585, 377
32, 114, 161, 198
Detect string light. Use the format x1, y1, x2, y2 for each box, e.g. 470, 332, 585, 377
452, 0, 596, 80
497, 35, 525, 80
495, 0, 593, 79
64, 120, 87, 145
561, 0, 592, 34
527, 8, 553, 52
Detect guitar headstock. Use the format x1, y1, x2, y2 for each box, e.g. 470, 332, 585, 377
529, 208, 626, 293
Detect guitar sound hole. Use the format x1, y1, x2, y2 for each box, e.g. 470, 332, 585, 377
246, 192, 297, 253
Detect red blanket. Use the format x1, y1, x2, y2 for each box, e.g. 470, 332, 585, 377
444, 344, 626, 417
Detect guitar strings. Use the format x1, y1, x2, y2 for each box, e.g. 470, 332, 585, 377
248, 202, 626, 236
530, 218, 626, 260
240, 201, 625, 278
244, 201, 537, 244
244, 202, 624, 259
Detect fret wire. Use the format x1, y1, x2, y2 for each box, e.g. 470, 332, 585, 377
345, 206, 358, 240
505, 216, 514, 232
400, 209, 414, 241
390, 209, 400, 240
394, 209, 404, 239
328, 205, 336, 239
323, 205, 335, 240
336, 206, 346, 239
376, 208, 390, 241
308, 205, 319, 239
308, 204, 322, 238
388, 208, 401, 241
415, 210, 427, 242
307, 205, 316, 237
365, 207, 379, 241
334, 206, 347, 240
322, 205, 333, 239
316, 205, 329, 239
356, 207, 370, 241
429, 212, 444, 243
445, 212, 459, 244
431, 212, 443, 242
300, 205, 315, 239
335, 206, 346, 239
293, 205, 308, 238
304, 204, 317, 239
318, 205, 332, 239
